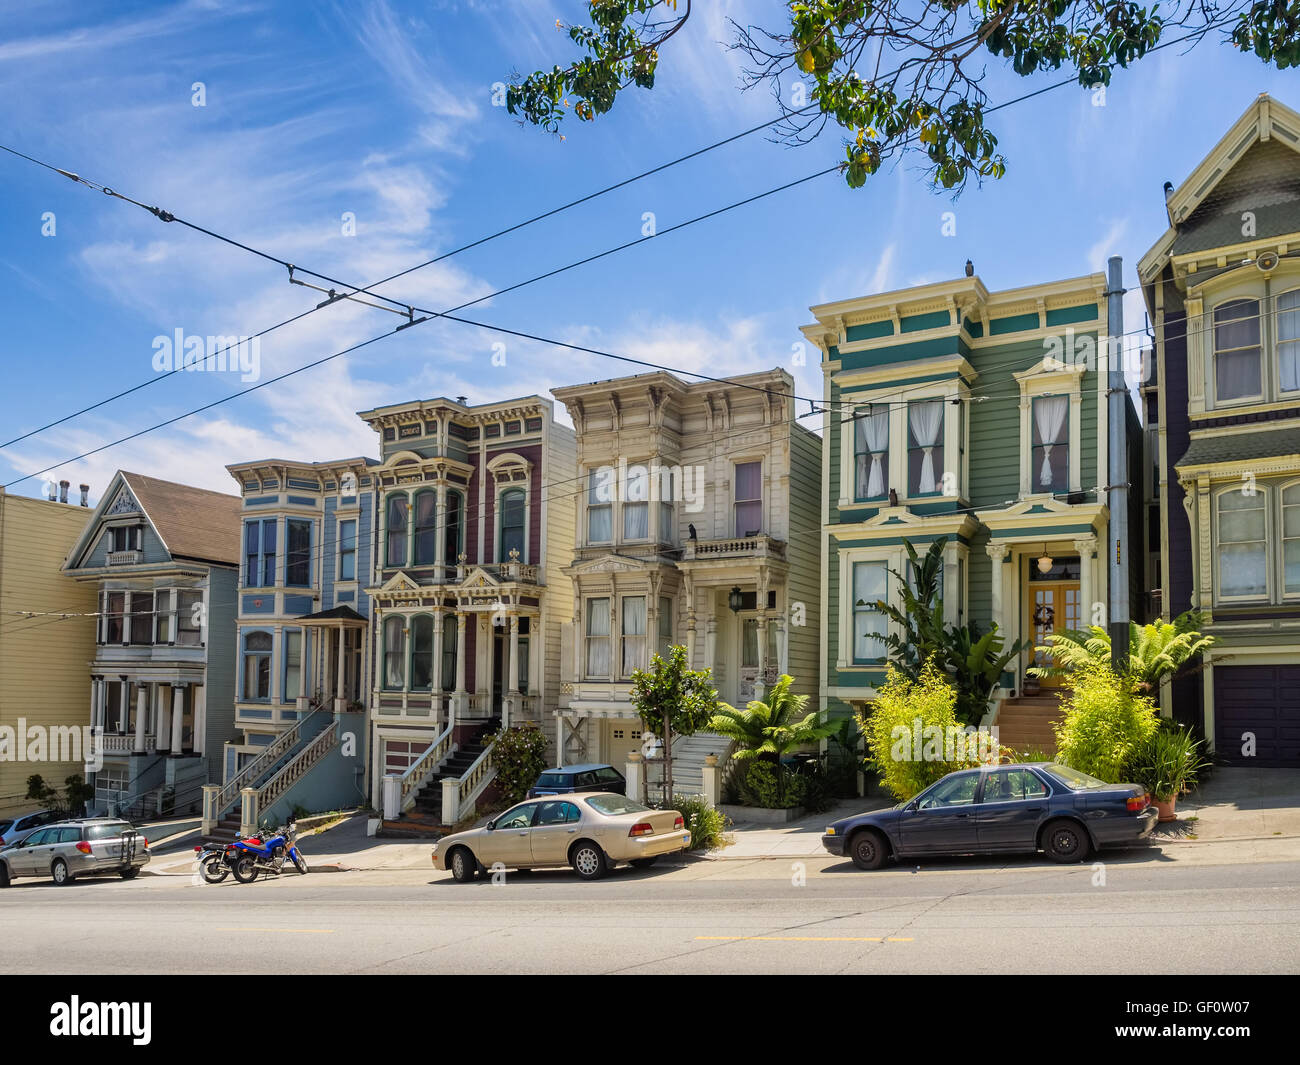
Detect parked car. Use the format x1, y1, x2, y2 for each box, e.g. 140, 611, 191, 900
433, 792, 689, 882
0, 819, 150, 886
527, 763, 627, 798
823, 763, 1157, 870
0, 809, 59, 846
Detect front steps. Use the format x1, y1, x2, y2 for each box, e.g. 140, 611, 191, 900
995, 693, 1066, 757
382, 716, 501, 839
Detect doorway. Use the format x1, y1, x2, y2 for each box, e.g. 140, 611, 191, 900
1026, 557, 1081, 687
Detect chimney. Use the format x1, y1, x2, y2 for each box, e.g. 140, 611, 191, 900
79, 484, 90, 507
59, 480, 70, 504
46, 481, 57, 501
456, 395, 468, 406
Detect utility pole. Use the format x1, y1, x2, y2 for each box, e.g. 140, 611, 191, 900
1106, 255, 1131, 670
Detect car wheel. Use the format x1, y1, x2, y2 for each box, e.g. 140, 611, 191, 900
449, 847, 478, 883
849, 829, 888, 871
119, 867, 140, 880
51, 859, 74, 886
630, 857, 658, 869
570, 841, 607, 881
1042, 819, 1091, 863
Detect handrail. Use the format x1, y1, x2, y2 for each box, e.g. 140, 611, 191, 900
215, 708, 328, 816
255, 723, 339, 812
399, 723, 455, 811
449, 736, 497, 811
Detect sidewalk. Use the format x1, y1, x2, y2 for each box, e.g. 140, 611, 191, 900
1159, 767, 1300, 842
709, 798, 890, 860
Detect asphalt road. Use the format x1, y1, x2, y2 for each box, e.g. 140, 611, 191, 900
2, 848, 1297, 974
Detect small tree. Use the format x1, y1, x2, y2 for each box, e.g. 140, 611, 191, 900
1053, 663, 1160, 783
630, 644, 718, 804
26, 773, 92, 817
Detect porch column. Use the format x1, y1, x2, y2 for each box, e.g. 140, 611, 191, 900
334, 622, 346, 713
157, 685, 172, 750
193, 686, 206, 756
435, 484, 448, 577
133, 684, 148, 752
986, 543, 1009, 629
505, 613, 521, 729
117, 676, 129, 735
683, 576, 697, 667
431, 612, 445, 718
171, 684, 186, 755
451, 610, 468, 723
90, 676, 101, 731
1074, 537, 1098, 620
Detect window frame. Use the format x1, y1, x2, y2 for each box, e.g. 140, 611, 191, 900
1213, 483, 1270, 604
1211, 295, 1265, 407
498, 487, 527, 563
733, 460, 764, 538
242, 630, 274, 702
585, 596, 612, 680
285, 518, 312, 587
850, 560, 888, 666
385, 493, 409, 569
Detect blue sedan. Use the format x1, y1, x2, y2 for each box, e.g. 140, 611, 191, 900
824, 763, 1157, 870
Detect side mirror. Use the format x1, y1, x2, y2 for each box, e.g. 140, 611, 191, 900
485, 820, 496, 831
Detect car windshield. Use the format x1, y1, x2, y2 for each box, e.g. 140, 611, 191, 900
1042, 764, 1108, 790
86, 823, 131, 840
534, 773, 567, 787
586, 794, 648, 817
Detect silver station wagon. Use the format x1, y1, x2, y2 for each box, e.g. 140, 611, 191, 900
0, 819, 150, 886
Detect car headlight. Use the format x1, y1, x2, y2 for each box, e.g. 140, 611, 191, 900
825, 826, 836, 836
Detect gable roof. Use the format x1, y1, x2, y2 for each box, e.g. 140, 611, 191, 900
116, 472, 241, 565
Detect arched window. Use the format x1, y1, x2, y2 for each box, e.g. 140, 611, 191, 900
499, 488, 526, 562
441, 614, 458, 692
413, 491, 437, 566
383, 616, 406, 690
444, 490, 463, 564
386, 494, 409, 568
243, 631, 273, 701
410, 615, 434, 690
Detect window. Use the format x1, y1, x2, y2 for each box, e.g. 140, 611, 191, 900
284, 631, 303, 702
741, 618, 778, 670
851, 561, 887, 664
499, 488, 526, 561
176, 591, 203, 646
1213, 298, 1262, 402
110, 525, 141, 553
260, 520, 277, 587
106, 592, 125, 643
853, 405, 889, 501
244, 519, 278, 587
537, 801, 581, 825
982, 768, 1050, 803
516, 620, 530, 695
734, 461, 762, 536
1279, 289, 1300, 394
586, 598, 611, 678
129, 591, 153, 645
1284, 483, 1300, 597
155, 592, 171, 643
1217, 487, 1267, 599
338, 519, 357, 581
1031, 395, 1069, 494
495, 803, 537, 830
657, 596, 673, 657
623, 465, 649, 540
383, 616, 406, 690
413, 492, 437, 566
441, 615, 458, 692
410, 615, 434, 691
386, 495, 408, 567
444, 491, 463, 563
621, 596, 646, 675
587, 469, 612, 543
908, 400, 944, 495
658, 467, 675, 543
243, 632, 272, 700
286, 519, 311, 587
917, 772, 979, 809
244, 522, 259, 586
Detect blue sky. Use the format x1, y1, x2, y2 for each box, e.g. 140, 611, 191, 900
0, 0, 1294, 502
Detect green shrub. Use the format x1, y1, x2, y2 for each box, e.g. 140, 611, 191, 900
1053, 663, 1159, 783
736, 760, 805, 808
858, 660, 984, 801
487, 723, 549, 805
1128, 722, 1208, 800
797, 765, 836, 813
663, 794, 730, 849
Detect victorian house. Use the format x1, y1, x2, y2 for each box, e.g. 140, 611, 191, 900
803, 273, 1143, 752
1138, 94, 1300, 766
359, 394, 576, 816
63, 471, 240, 816
551, 370, 822, 789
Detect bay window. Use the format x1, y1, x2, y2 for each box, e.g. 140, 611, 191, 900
621, 596, 646, 676
410, 615, 434, 690
105, 592, 125, 643
1213, 298, 1262, 403
587, 470, 612, 543
907, 400, 944, 496
851, 561, 888, 664
1284, 483, 1300, 597
1216, 486, 1268, 599
585, 598, 611, 678
441, 615, 458, 692
413, 492, 437, 566
129, 591, 154, 645
657, 596, 674, 657
286, 519, 311, 586
623, 465, 649, 540
386, 495, 408, 567
383, 616, 406, 690
177, 591, 204, 645
284, 631, 303, 702
1279, 288, 1300, 394
243, 632, 272, 700
444, 491, 464, 563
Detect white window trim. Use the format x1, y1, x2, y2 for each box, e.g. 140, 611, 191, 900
335, 513, 359, 586
1212, 483, 1271, 605
732, 457, 766, 537
1014, 359, 1085, 499
1209, 294, 1266, 408
1284, 479, 1300, 602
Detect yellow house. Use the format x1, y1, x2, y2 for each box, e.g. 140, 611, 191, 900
0, 485, 97, 816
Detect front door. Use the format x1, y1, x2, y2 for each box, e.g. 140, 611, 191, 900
1027, 577, 1082, 687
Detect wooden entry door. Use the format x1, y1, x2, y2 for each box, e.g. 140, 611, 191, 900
1028, 582, 1081, 686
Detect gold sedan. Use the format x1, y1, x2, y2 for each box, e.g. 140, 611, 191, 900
432, 792, 689, 881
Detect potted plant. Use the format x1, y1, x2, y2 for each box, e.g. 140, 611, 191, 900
1022, 672, 1041, 697
1129, 724, 1207, 822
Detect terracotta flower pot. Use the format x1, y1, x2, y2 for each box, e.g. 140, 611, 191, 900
1154, 795, 1177, 822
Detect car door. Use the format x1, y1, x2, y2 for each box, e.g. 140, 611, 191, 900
529, 801, 581, 864
898, 772, 982, 855
591, 767, 626, 794
8, 829, 49, 875
976, 767, 1052, 851
482, 802, 539, 867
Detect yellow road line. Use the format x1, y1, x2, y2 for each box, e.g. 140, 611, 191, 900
695, 935, 912, 943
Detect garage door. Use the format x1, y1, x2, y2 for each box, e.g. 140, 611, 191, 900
1214, 665, 1300, 767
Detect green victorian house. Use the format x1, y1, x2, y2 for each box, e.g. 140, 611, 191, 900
802, 272, 1144, 750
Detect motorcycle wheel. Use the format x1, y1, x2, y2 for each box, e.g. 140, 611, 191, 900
232, 856, 260, 884
200, 855, 229, 884
292, 851, 309, 875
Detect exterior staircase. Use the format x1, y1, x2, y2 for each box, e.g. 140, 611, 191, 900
655, 731, 731, 797
995, 692, 1066, 757
382, 716, 500, 838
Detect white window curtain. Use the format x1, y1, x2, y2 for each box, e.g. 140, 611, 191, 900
586, 599, 611, 677
384, 617, 406, 689
623, 502, 649, 539
1217, 490, 1267, 598
1279, 289, 1300, 393
854, 406, 889, 499
1284, 484, 1300, 596
1034, 395, 1069, 488
909, 401, 943, 494
851, 561, 887, 662
621, 596, 646, 675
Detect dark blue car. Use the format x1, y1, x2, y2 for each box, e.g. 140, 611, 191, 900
823, 762, 1157, 870
527, 764, 627, 799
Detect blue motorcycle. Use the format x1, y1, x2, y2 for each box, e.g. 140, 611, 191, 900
230, 818, 308, 882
